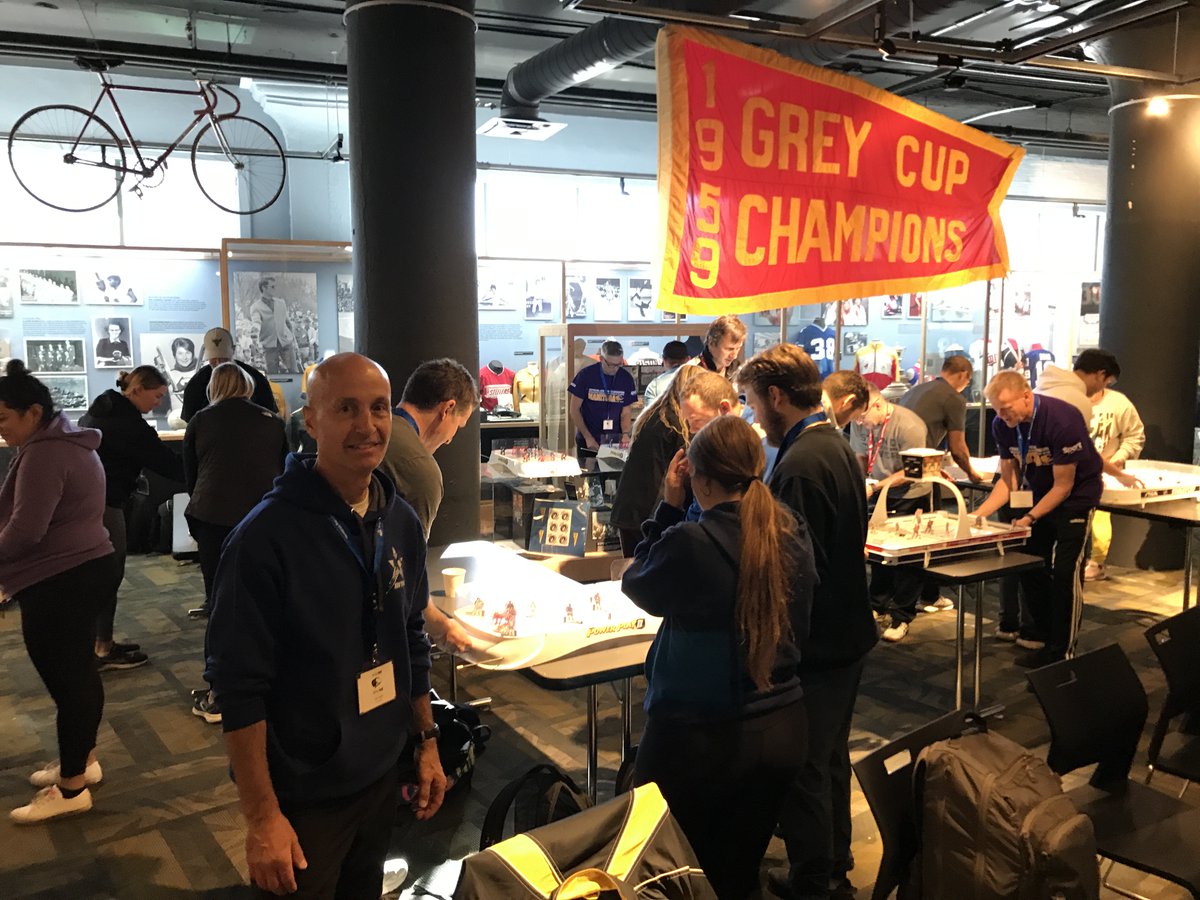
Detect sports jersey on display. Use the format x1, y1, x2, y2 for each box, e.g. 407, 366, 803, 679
479, 365, 516, 411
795, 323, 837, 376
855, 341, 901, 389
1024, 347, 1055, 389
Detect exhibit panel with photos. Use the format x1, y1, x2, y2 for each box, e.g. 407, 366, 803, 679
0, 245, 223, 423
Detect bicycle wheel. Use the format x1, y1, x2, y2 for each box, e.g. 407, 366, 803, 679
191, 115, 286, 215
8, 104, 126, 212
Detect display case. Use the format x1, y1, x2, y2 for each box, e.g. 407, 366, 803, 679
538, 322, 714, 455
219, 238, 352, 418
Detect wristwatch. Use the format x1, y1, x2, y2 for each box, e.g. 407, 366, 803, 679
417, 724, 440, 743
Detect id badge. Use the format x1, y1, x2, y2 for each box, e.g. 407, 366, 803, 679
357, 660, 396, 715
602, 418, 614, 432
1011, 490, 1034, 509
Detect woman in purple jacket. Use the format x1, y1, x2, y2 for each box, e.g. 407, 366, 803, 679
0, 360, 115, 824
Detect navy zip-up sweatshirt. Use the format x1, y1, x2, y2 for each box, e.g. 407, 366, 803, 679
622, 500, 816, 720
205, 454, 432, 806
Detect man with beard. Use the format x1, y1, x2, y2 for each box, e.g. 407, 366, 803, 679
736, 343, 875, 900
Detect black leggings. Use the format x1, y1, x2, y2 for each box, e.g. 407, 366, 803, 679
19, 554, 114, 779
634, 699, 807, 899
186, 515, 233, 689
96, 505, 127, 644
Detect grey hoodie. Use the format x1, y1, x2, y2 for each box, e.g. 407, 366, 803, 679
1033, 365, 1092, 427
0, 412, 113, 596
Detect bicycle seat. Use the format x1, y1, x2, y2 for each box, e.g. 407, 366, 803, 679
74, 56, 124, 73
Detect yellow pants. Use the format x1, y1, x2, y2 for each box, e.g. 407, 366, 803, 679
1090, 509, 1112, 563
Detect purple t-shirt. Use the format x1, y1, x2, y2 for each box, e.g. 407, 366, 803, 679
991, 393, 1102, 514
568, 362, 637, 445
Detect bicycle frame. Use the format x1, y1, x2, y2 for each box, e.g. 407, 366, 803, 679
74, 72, 243, 177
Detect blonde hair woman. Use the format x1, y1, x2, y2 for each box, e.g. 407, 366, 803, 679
182, 362, 288, 723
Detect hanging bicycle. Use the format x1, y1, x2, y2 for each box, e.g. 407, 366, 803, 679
7, 57, 287, 215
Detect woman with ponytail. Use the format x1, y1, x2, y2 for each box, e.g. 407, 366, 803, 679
622, 415, 816, 899
0, 360, 114, 823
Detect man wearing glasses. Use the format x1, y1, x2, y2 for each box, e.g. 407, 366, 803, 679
568, 340, 637, 462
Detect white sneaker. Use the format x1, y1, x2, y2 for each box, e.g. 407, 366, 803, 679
882, 621, 910, 642
381, 857, 409, 895
30, 759, 103, 788
1016, 637, 1046, 650
995, 629, 1019, 642
10, 785, 93, 824
1084, 561, 1107, 582
923, 596, 955, 613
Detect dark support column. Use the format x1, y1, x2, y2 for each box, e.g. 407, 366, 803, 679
1091, 17, 1200, 568
346, 0, 480, 546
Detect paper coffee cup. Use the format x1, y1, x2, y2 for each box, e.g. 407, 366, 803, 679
442, 567, 466, 600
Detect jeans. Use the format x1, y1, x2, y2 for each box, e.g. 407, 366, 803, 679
635, 699, 808, 899
1021, 508, 1092, 659
96, 505, 127, 643
778, 657, 866, 898
18, 554, 114, 778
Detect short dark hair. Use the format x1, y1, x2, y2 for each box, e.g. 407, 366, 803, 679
0, 359, 55, 424
117, 365, 169, 393
171, 337, 195, 357
942, 355, 973, 376
736, 343, 822, 410
1074, 348, 1120, 379
401, 358, 478, 411
823, 369, 869, 411
661, 340, 689, 364
600, 340, 623, 358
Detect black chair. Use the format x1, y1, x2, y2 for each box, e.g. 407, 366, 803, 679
1027, 644, 1200, 899
1144, 606, 1200, 795
851, 709, 980, 900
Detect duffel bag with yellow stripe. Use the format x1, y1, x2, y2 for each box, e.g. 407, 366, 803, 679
454, 782, 716, 899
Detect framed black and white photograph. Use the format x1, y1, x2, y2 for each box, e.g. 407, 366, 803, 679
661, 311, 687, 324
25, 338, 86, 374
593, 277, 622, 322
0, 271, 14, 318
842, 330, 868, 356
627, 277, 654, 322
41, 374, 89, 411
523, 272, 557, 321
840, 298, 868, 326
336, 273, 354, 353
882, 295, 903, 318
232, 271, 319, 375
92, 316, 133, 368
18, 269, 78, 305
81, 269, 143, 305
477, 262, 523, 312
753, 332, 777, 353
140, 333, 205, 421
565, 274, 589, 320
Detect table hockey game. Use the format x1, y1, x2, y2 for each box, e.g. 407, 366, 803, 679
1101, 460, 1200, 506
487, 445, 582, 479
867, 468, 1030, 565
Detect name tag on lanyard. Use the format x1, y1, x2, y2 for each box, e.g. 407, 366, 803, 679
357, 661, 396, 714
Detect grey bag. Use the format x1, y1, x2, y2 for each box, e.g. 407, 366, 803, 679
916, 730, 1099, 900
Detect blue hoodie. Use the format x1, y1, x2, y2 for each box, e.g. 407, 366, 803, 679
205, 454, 432, 806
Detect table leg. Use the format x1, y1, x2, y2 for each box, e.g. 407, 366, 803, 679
973, 580, 984, 709
955, 584, 966, 710
620, 677, 633, 760
1184, 532, 1193, 611
586, 683, 598, 803
449, 650, 458, 702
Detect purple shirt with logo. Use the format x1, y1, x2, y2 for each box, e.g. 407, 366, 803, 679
991, 393, 1102, 514
568, 362, 637, 445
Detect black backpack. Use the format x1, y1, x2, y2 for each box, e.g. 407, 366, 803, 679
399, 691, 491, 799
479, 763, 591, 851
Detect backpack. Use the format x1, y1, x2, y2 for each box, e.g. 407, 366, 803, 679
398, 691, 491, 801
456, 781, 716, 900
479, 763, 591, 851
915, 729, 1099, 900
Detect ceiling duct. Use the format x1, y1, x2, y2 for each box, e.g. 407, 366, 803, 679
500, 0, 744, 121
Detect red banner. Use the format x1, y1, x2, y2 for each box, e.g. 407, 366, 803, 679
656, 27, 1024, 315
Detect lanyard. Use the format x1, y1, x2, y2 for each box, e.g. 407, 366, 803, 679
865, 413, 891, 475
395, 406, 419, 437
331, 512, 388, 666
1015, 395, 1039, 488
773, 411, 829, 474
598, 368, 622, 408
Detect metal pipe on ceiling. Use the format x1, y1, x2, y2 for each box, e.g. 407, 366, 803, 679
1003, 0, 1187, 63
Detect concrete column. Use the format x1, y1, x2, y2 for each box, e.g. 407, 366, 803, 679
345, 0, 480, 545
1091, 16, 1200, 568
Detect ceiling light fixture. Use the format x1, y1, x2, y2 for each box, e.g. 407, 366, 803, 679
873, 9, 896, 60
1146, 96, 1170, 116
